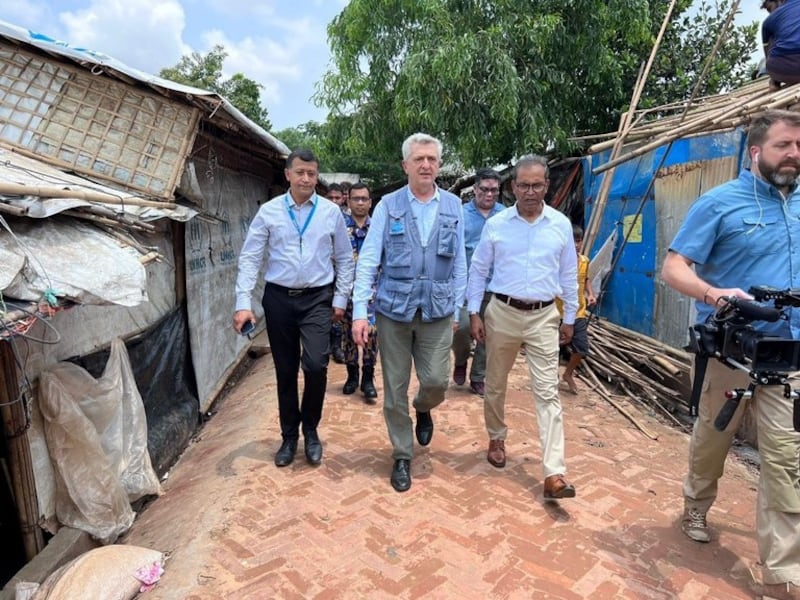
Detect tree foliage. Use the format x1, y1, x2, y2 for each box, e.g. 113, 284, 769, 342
160, 45, 272, 131
316, 0, 757, 168
274, 118, 405, 188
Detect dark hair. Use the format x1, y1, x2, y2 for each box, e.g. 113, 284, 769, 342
327, 183, 343, 193
746, 110, 800, 147
286, 148, 319, 169
572, 225, 584, 240
512, 155, 549, 180
474, 168, 501, 185
350, 181, 370, 194
340, 181, 352, 192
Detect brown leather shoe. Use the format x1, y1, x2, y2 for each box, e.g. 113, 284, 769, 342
543, 474, 576, 499
487, 439, 505, 468
763, 581, 800, 600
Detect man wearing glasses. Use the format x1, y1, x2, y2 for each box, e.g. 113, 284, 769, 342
452, 169, 506, 396
468, 155, 579, 500
340, 182, 379, 403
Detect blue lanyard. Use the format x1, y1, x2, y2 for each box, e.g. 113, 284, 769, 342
285, 193, 317, 251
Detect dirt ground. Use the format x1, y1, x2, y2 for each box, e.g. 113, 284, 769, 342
122, 353, 764, 599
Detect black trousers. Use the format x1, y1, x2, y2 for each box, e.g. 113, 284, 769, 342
262, 283, 333, 440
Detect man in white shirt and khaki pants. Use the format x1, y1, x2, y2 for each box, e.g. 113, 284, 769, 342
468, 154, 579, 500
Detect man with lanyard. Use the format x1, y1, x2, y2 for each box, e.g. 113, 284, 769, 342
451, 168, 506, 396
661, 109, 800, 599
234, 149, 354, 468
340, 182, 379, 403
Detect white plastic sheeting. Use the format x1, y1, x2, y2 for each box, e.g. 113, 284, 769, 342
38, 339, 162, 544
0, 217, 147, 306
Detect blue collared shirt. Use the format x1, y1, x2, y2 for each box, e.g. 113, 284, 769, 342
235, 192, 355, 311
463, 199, 506, 268
669, 169, 800, 338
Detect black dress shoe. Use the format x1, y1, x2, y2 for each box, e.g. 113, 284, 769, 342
390, 459, 411, 492
415, 410, 434, 446
304, 430, 323, 465
274, 438, 298, 467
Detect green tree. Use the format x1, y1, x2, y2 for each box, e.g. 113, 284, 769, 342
275, 118, 405, 188
316, 0, 757, 168
160, 45, 272, 131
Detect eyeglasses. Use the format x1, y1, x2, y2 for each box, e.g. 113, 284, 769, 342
476, 185, 500, 195
514, 182, 547, 193
350, 197, 370, 203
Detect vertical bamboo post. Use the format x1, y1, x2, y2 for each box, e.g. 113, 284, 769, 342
0, 340, 44, 560
582, 0, 679, 255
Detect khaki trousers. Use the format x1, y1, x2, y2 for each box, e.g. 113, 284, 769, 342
376, 312, 453, 460
483, 297, 566, 477
685, 359, 800, 584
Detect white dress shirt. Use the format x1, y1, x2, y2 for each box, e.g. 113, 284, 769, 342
235, 192, 355, 311
467, 203, 579, 324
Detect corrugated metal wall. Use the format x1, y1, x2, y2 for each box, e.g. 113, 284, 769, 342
585, 129, 745, 348
653, 157, 740, 348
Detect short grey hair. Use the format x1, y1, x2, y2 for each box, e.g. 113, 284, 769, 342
512, 155, 549, 180
401, 133, 443, 161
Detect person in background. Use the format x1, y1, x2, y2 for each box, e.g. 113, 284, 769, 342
451, 168, 505, 396
340, 182, 379, 404
234, 149, 354, 468
762, 0, 800, 91
326, 186, 347, 364
352, 132, 467, 493
327, 183, 345, 207
661, 109, 800, 600
468, 154, 579, 500
558, 225, 596, 395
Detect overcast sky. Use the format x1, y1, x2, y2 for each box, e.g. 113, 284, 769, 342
0, 0, 765, 133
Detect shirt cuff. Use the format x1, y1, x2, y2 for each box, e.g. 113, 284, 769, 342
332, 295, 348, 310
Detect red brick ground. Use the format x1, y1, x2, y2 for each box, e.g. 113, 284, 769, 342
123, 354, 763, 599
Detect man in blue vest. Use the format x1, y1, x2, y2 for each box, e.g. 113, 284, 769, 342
352, 133, 467, 492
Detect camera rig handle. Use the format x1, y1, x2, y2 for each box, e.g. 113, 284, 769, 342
715, 379, 800, 432
713, 385, 752, 431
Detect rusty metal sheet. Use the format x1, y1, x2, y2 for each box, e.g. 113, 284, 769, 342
653, 157, 739, 348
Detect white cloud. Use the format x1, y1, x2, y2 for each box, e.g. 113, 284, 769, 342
58, 0, 190, 76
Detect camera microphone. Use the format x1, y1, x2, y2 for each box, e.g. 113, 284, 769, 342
727, 297, 782, 322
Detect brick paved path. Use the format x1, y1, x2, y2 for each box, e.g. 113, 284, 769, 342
123, 354, 762, 599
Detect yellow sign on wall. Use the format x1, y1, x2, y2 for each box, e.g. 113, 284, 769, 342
623, 214, 642, 243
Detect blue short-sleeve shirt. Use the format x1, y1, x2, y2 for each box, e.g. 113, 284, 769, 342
669, 169, 800, 338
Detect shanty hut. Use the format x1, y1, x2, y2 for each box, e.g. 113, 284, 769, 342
0, 19, 288, 585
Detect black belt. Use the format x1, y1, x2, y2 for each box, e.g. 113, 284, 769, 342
494, 293, 554, 311
267, 282, 332, 297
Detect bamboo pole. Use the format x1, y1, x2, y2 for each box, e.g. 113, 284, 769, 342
0, 182, 177, 209
0, 203, 28, 217
0, 340, 44, 560
582, 0, 680, 254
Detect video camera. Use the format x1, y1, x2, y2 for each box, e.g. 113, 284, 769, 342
688, 286, 800, 432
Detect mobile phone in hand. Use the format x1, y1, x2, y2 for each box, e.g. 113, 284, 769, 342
240, 320, 256, 336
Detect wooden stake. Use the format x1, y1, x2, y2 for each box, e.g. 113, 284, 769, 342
0, 340, 44, 560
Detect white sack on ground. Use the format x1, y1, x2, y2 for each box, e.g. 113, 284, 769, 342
31, 545, 164, 600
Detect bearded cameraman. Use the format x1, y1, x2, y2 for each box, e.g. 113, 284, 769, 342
661, 109, 800, 600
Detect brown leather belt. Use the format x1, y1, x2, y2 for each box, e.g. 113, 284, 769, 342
494, 293, 554, 311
